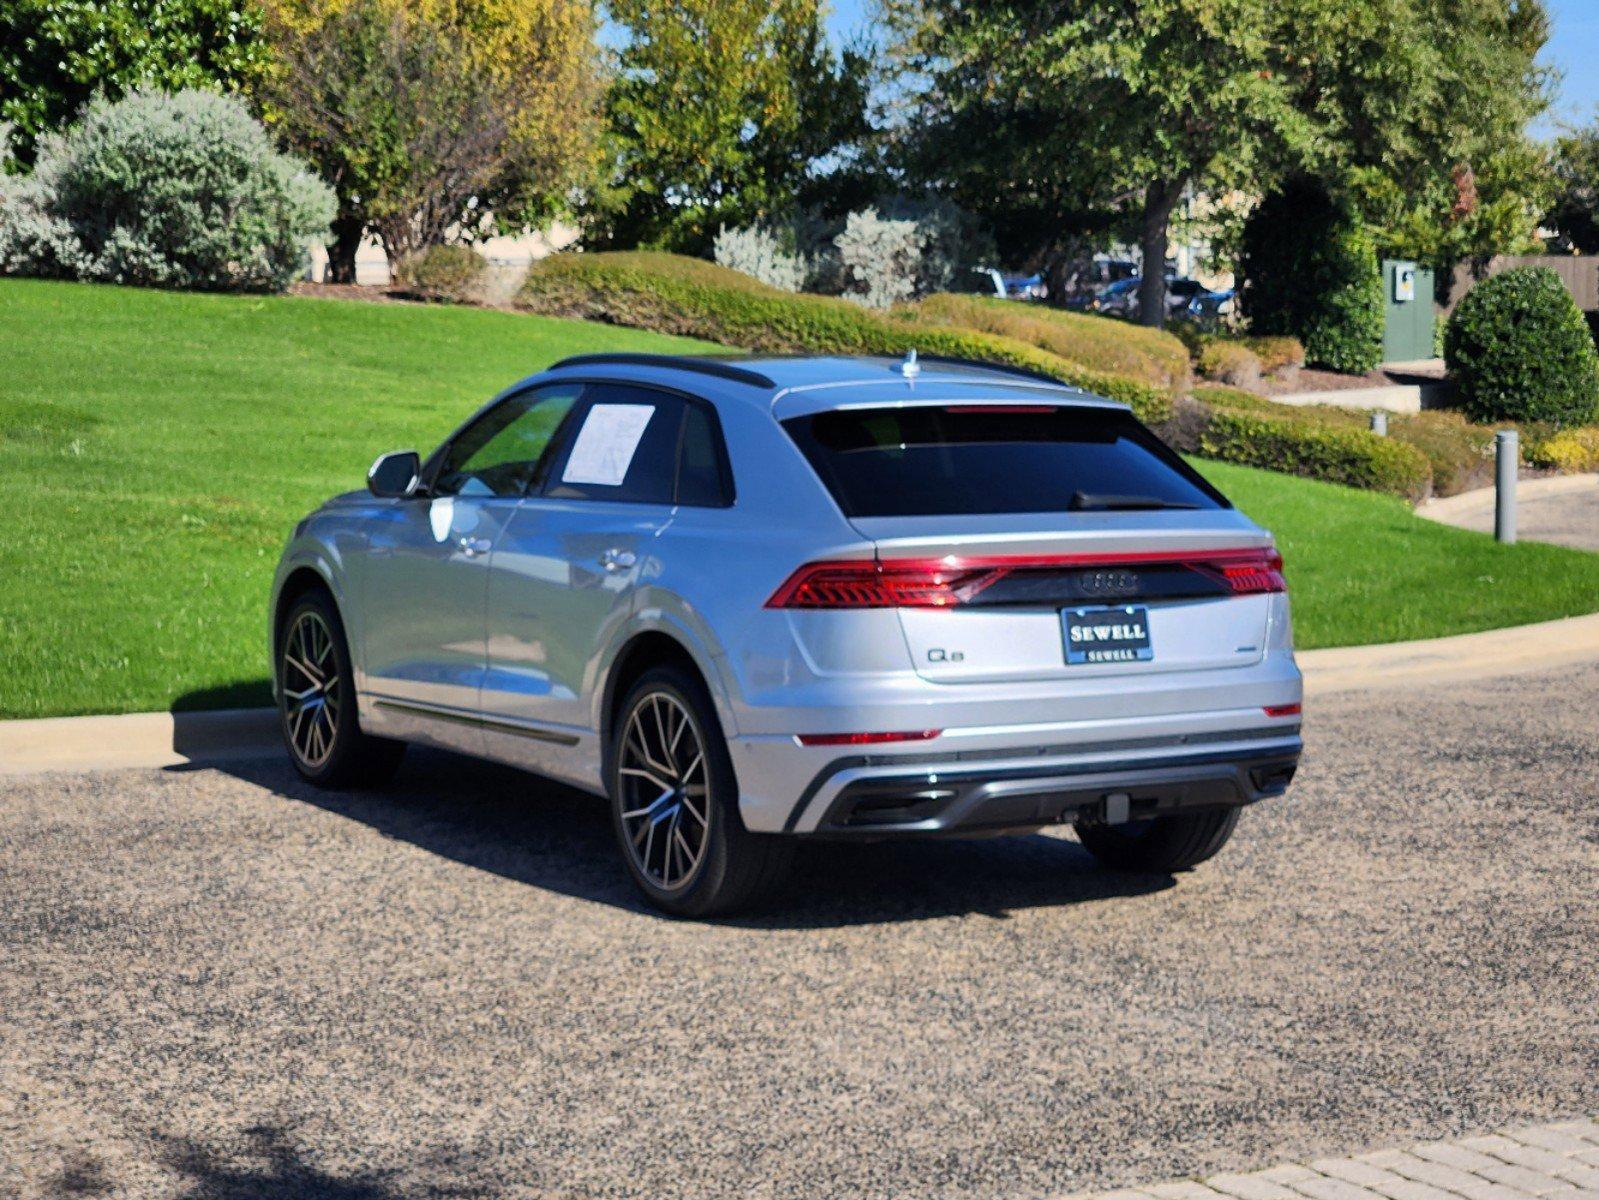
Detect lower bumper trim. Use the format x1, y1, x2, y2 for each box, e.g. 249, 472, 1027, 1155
803, 741, 1302, 837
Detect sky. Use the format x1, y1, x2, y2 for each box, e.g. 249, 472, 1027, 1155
823, 0, 1599, 139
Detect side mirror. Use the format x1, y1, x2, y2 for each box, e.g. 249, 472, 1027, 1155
367, 450, 421, 498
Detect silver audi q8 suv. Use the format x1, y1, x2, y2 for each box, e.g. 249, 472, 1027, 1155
271, 353, 1302, 914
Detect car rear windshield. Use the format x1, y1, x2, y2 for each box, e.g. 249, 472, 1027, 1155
782, 404, 1228, 518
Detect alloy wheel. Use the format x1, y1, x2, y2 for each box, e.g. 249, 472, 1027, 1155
282, 609, 341, 769
617, 691, 711, 890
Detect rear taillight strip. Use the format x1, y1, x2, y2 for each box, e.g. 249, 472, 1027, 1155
766, 548, 1286, 609
796, 730, 942, 747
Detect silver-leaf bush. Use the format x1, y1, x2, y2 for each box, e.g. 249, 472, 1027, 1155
836, 208, 924, 309
0, 89, 335, 292
712, 225, 805, 292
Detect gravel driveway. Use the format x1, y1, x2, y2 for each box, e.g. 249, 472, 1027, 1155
3, 666, 1597, 1200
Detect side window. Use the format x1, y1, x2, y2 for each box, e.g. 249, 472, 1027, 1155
432, 384, 582, 498
542, 384, 684, 505
675, 401, 733, 507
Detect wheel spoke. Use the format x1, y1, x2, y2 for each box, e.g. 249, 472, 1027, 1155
283, 612, 339, 769
619, 764, 672, 792
618, 690, 711, 890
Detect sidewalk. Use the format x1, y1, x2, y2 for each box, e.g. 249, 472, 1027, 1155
1067, 1119, 1599, 1200
1418, 475, 1599, 552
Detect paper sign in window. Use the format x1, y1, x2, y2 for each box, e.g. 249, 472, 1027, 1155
561, 404, 655, 486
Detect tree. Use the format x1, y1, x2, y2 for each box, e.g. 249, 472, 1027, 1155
884, 0, 1305, 327
1548, 118, 1599, 255
0, 0, 270, 161
883, 0, 1551, 328
593, 0, 868, 254
1240, 177, 1384, 374
1274, 0, 1552, 270
258, 0, 601, 279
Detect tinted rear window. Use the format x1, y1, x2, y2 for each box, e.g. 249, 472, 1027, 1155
782, 405, 1227, 518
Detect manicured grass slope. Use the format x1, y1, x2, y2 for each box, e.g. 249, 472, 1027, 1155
4, 278, 1599, 718
1203, 460, 1599, 648
0, 279, 718, 718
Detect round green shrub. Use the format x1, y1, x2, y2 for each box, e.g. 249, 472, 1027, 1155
1197, 340, 1262, 388
0, 89, 333, 292
393, 244, 488, 302
1240, 177, 1383, 376
1443, 267, 1599, 428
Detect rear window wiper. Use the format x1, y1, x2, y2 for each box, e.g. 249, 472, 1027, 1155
1069, 492, 1199, 511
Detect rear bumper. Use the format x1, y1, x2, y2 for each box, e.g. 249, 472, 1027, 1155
729, 710, 1302, 834
802, 738, 1301, 837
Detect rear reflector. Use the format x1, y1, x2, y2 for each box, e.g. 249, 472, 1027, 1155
796, 730, 942, 747
767, 548, 1286, 609
1264, 703, 1302, 718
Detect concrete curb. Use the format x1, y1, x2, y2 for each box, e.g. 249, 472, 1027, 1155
1298, 610, 1599, 696
0, 707, 279, 777
1417, 473, 1599, 525
6, 609, 1599, 776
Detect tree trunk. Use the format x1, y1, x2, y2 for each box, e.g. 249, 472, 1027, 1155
1137, 180, 1183, 329
325, 215, 364, 285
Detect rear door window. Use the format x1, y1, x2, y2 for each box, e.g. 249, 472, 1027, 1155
782, 404, 1226, 518
541, 384, 685, 505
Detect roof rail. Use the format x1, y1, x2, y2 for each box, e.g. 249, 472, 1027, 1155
549, 352, 776, 389
914, 354, 1080, 390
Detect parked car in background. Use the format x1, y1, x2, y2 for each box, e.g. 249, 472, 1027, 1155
1086, 277, 1143, 317
1184, 286, 1236, 323
1085, 276, 1233, 322
271, 353, 1302, 916
975, 267, 1050, 301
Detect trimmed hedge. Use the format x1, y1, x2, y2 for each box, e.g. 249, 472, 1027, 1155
1241, 335, 1305, 373
915, 292, 1192, 391
1444, 267, 1599, 428
1198, 409, 1432, 502
1192, 388, 1500, 496
393, 244, 487, 303
1196, 341, 1262, 388
518, 252, 1172, 424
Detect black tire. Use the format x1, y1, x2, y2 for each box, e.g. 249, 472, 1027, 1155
277, 589, 405, 789
1073, 808, 1240, 873
608, 665, 792, 917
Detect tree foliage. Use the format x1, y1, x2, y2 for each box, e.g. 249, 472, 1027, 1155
258, 0, 601, 272
883, 0, 1551, 325
1240, 177, 1383, 375
0, 0, 270, 161
591, 0, 868, 254
1548, 117, 1599, 255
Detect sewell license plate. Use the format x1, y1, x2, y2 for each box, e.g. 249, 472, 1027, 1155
1062, 605, 1154, 665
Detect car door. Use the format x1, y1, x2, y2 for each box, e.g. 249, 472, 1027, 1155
479, 383, 712, 783
357, 382, 583, 748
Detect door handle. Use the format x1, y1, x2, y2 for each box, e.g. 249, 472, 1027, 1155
600, 547, 637, 571
458, 536, 492, 557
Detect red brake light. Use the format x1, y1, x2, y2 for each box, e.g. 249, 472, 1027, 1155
766, 548, 1286, 609
1264, 703, 1302, 719
796, 730, 942, 746
765, 559, 1007, 609
1208, 550, 1286, 595
942, 404, 1056, 414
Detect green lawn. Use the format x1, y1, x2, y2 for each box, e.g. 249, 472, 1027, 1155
4, 277, 1599, 718
1202, 460, 1599, 649
0, 279, 718, 718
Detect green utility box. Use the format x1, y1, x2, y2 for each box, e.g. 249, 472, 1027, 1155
1382, 259, 1436, 363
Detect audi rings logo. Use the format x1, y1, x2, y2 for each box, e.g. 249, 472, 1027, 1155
1078, 569, 1140, 598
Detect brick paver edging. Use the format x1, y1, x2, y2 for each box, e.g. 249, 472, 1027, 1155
1066, 1119, 1599, 1200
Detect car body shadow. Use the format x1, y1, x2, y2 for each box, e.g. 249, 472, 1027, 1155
187, 745, 1174, 929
